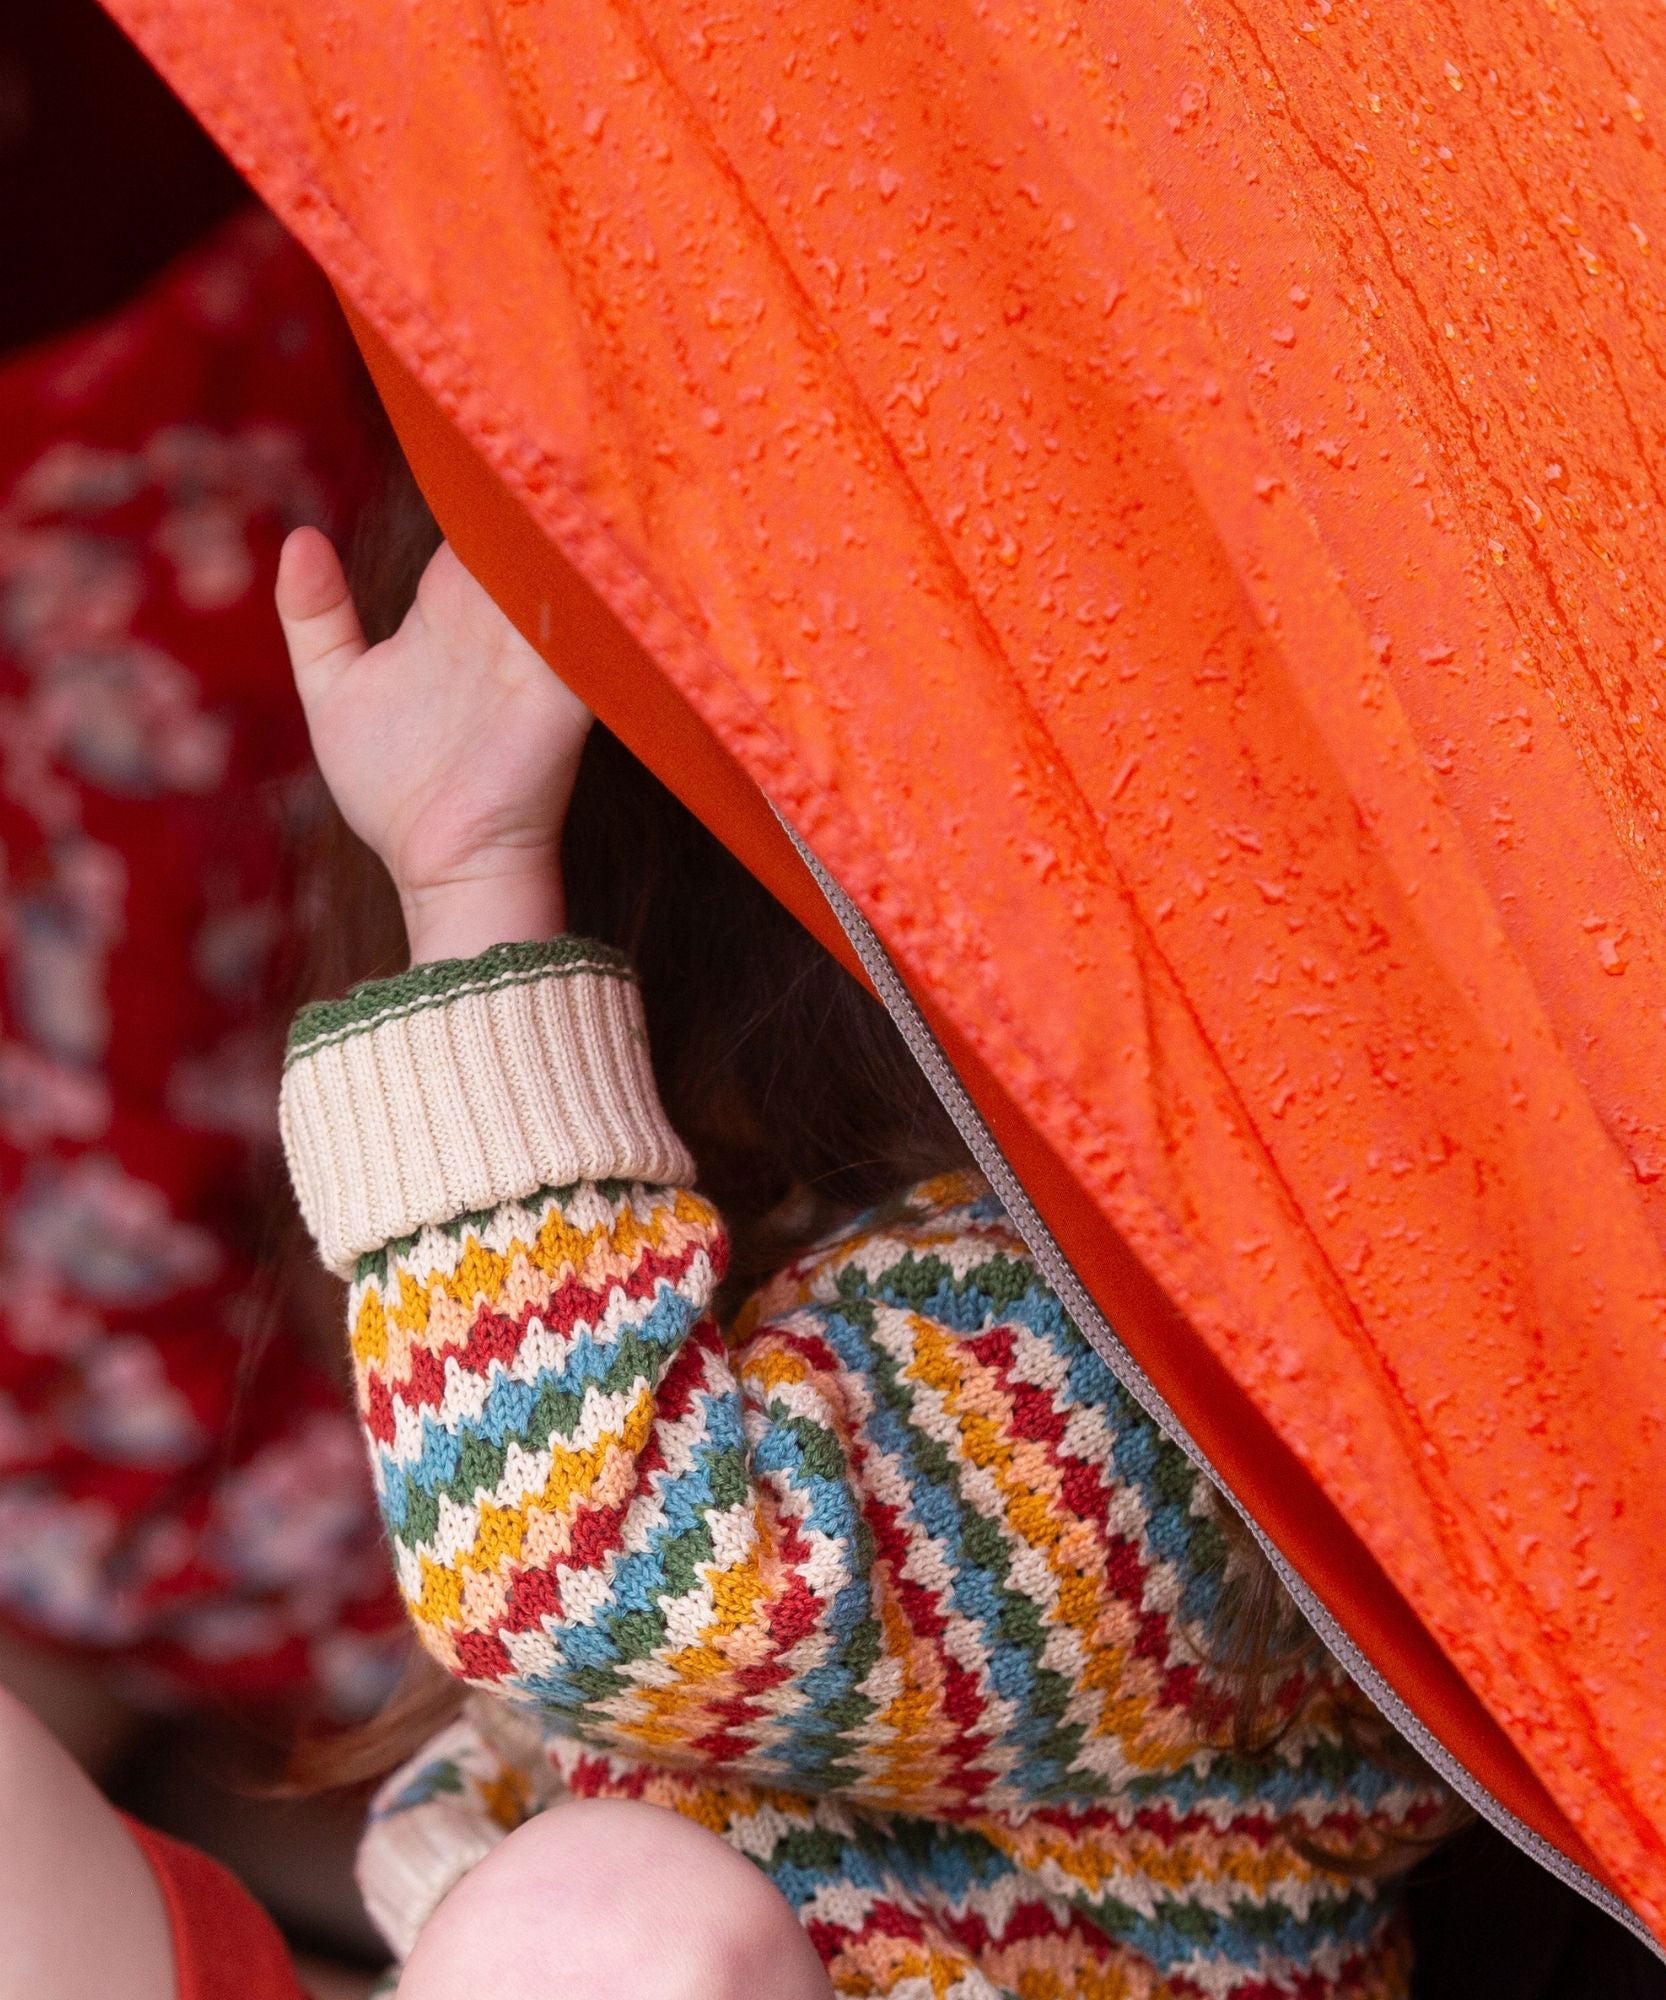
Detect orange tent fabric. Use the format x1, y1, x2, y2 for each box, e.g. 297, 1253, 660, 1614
102, 0, 1666, 1950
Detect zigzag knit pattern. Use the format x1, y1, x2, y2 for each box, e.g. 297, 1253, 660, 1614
346, 1165, 1447, 1998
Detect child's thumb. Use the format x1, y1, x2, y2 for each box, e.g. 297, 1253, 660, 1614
276, 527, 367, 692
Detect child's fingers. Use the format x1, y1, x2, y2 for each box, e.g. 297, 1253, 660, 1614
276, 527, 367, 689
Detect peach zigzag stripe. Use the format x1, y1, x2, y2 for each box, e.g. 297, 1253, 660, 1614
905, 1313, 1184, 1778
409, 1381, 660, 1633
350, 1185, 717, 1372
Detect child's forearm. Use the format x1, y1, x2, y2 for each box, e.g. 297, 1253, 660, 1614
399, 865, 567, 967
280, 941, 726, 1718
278, 940, 934, 1804
288, 942, 1287, 1818
280, 940, 691, 1282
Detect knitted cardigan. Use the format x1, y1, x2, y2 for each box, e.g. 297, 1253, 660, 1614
281, 938, 1447, 1999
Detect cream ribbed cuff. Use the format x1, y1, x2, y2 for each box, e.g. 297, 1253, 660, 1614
280, 939, 697, 1276
358, 1703, 567, 1959
359, 1765, 505, 1961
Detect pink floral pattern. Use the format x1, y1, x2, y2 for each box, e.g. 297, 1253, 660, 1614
0, 211, 400, 1714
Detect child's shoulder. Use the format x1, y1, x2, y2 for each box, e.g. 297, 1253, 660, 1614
743, 1167, 1072, 1336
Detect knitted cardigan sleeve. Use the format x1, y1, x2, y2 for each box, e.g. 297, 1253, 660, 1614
283, 938, 1451, 1998
280, 939, 1410, 1837
280, 939, 776, 1715
283, 937, 1065, 1795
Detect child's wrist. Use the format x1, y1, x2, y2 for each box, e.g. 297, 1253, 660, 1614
399, 870, 567, 966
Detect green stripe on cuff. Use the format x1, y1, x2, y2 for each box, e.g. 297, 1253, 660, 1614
286, 936, 635, 1068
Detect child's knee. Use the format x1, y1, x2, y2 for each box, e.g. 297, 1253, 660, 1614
399, 1796, 833, 2000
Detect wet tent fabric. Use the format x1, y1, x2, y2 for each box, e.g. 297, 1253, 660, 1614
101, 0, 1666, 1946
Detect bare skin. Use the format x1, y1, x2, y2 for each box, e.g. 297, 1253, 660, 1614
274, 526, 590, 965
398, 1800, 834, 2000
0, 1684, 175, 2000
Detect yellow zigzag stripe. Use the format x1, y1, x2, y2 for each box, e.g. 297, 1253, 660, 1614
906, 1315, 1184, 1777
735, 1170, 1019, 1336
350, 1184, 718, 1375
978, 1809, 1337, 1899
411, 1382, 661, 1631
588, 1508, 783, 1756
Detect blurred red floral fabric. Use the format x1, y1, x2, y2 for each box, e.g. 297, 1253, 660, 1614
0, 210, 399, 1714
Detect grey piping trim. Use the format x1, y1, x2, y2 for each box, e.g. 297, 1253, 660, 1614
770, 800, 1663, 1963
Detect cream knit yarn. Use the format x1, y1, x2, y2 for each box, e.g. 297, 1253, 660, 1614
279, 940, 697, 1277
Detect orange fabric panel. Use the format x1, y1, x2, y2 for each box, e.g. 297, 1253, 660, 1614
353, 308, 1613, 1899
101, 0, 1666, 1942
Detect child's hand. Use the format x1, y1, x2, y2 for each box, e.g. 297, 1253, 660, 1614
276, 527, 592, 965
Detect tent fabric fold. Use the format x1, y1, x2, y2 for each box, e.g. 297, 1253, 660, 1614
101, 0, 1666, 1945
